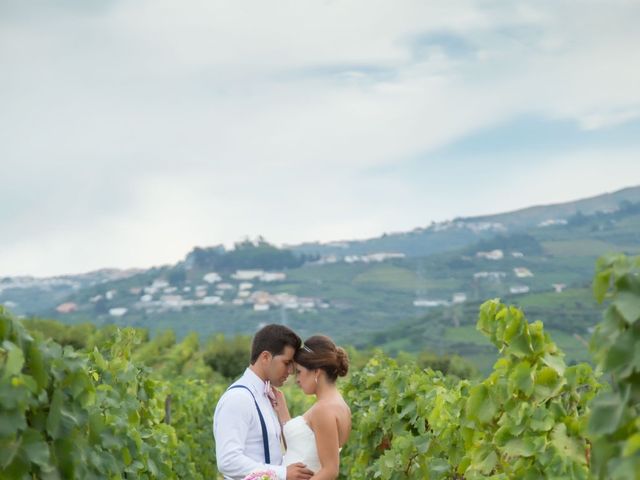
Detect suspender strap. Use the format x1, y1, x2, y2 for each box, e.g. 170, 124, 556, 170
228, 385, 271, 464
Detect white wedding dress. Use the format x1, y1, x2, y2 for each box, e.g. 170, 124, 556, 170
282, 416, 322, 473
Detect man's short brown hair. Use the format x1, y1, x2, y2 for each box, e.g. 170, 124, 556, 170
250, 324, 301, 364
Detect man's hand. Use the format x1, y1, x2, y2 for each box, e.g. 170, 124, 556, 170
286, 462, 314, 479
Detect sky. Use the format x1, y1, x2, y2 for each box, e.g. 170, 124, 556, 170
1, 0, 639, 277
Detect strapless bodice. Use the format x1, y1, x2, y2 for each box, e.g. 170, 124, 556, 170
282, 416, 321, 473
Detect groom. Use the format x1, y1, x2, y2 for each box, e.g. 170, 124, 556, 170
213, 324, 314, 480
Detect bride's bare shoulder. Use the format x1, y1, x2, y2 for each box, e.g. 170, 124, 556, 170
309, 398, 350, 422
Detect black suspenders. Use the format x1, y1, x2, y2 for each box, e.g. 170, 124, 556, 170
227, 385, 271, 464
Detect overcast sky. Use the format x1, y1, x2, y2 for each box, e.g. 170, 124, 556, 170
1, 0, 639, 277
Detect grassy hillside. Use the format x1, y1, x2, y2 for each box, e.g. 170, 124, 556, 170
2, 190, 639, 373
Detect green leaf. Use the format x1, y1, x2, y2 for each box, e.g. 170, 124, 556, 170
0, 436, 22, 469
26, 341, 48, 390
2, 341, 25, 379
533, 366, 564, 400
20, 428, 51, 468
529, 408, 555, 432
541, 353, 566, 376
476, 449, 498, 474
622, 432, 640, 456
0, 410, 27, 436
508, 361, 534, 396
46, 389, 63, 440
587, 388, 629, 436
593, 270, 611, 303
466, 385, 496, 424
550, 423, 585, 464
502, 436, 542, 457
614, 291, 640, 324
603, 329, 638, 378
92, 348, 107, 371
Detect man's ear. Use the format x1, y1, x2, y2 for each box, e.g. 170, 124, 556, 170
260, 351, 272, 363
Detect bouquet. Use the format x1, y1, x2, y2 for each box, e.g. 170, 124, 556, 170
243, 469, 278, 480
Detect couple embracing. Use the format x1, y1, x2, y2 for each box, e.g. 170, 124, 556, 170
213, 324, 351, 480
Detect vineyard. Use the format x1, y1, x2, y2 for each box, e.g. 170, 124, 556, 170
1, 255, 638, 479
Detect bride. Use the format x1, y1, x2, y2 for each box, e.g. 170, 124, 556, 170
271, 335, 351, 480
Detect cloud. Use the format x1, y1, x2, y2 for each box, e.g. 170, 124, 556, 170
1, 0, 639, 275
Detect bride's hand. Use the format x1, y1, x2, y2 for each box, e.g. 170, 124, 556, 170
271, 387, 291, 424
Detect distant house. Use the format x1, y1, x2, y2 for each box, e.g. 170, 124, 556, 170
538, 219, 568, 227
238, 282, 253, 290
232, 270, 264, 281
366, 252, 406, 262
260, 272, 286, 282
474, 271, 506, 281
203, 272, 222, 284
56, 302, 77, 314
476, 250, 504, 260
509, 285, 530, 294
452, 293, 467, 304
344, 252, 406, 264
413, 299, 449, 307
201, 296, 222, 306
254, 304, 270, 312
552, 283, 567, 293
109, 307, 128, 317
160, 295, 184, 307
514, 267, 534, 278
250, 291, 272, 305
152, 279, 169, 289
511, 251, 524, 258
105, 290, 117, 300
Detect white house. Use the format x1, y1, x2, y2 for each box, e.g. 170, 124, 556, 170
201, 296, 222, 305
552, 283, 567, 293
474, 271, 506, 280
203, 272, 222, 284
452, 293, 467, 304
476, 250, 504, 260
232, 270, 264, 280
260, 272, 286, 282
514, 267, 534, 278
109, 307, 128, 317
538, 219, 568, 227
509, 285, 530, 294
413, 299, 449, 308
151, 279, 170, 289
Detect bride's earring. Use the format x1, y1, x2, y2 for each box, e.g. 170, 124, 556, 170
314, 374, 318, 384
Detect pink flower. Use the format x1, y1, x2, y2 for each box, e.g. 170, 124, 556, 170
243, 469, 278, 480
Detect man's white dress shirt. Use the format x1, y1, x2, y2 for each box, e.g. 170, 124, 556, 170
213, 368, 287, 480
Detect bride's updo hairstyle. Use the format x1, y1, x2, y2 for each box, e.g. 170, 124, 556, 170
294, 335, 349, 382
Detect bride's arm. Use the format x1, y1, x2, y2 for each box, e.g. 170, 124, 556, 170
310, 404, 340, 480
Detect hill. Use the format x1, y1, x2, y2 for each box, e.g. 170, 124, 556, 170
1, 186, 639, 371
289, 185, 640, 257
